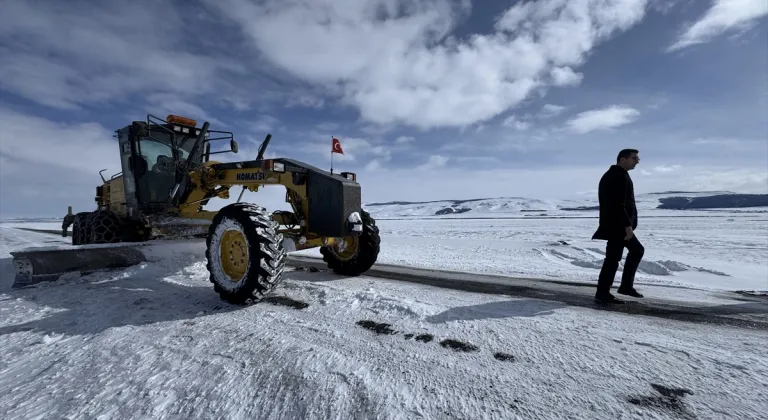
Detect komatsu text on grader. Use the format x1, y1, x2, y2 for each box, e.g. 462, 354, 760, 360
11, 114, 380, 304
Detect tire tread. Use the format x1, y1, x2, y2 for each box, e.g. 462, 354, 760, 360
205, 202, 287, 304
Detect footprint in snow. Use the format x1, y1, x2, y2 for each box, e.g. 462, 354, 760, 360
263, 296, 309, 309
627, 383, 695, 419
356, 320, 514, 361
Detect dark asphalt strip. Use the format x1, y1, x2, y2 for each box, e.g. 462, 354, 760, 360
287, 256, 768, 331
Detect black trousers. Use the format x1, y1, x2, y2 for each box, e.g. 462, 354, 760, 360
596, 235, 645, 294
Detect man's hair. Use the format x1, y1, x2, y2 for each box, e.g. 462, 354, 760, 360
617, 148, 638, 163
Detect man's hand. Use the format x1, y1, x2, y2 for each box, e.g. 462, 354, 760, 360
624, 226, 634, 240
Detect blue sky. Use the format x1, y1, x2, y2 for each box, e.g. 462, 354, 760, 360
1, 0, 766, 218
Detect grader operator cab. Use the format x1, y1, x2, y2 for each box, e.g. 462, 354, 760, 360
12, 114, 380, 304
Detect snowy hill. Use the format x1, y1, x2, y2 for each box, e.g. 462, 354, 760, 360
364, 192, 768, 218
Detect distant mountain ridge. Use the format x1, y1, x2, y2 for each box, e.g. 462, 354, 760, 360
366, 197, 516, 206
364, 192, 768, 218
656, 194, 768, 209
365, 191, 736, 207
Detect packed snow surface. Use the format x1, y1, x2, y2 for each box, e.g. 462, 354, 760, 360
5, 209, 767, 292
0, 213, 767, 419
295, 211, 768, 292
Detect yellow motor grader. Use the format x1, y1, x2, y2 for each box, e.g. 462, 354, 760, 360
10, 114, 380, 304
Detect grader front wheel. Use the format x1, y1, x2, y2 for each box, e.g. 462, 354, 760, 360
320, 210, 380, 276
205, 203, 287, 305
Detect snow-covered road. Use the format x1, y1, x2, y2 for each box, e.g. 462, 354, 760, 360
1, 226, 767, 419
5, 211, 768, 292
297, 214, 768, 292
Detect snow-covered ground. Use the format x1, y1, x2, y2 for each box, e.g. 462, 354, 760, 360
0, 215, 767, 419
5, 209, 767, 293
296, 211, 767, 293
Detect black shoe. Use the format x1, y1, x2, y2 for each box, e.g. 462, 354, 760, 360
617, 287, 643, 298
594, 293, 625, 304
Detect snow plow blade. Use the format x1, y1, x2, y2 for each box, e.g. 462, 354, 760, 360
10, 245, 147, 288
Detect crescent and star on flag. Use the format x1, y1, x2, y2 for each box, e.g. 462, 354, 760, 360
332, 137, 344, 154
330, 136, 344, 174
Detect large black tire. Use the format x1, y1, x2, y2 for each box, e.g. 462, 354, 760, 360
205, 203, 287, 305
320, 209, 380, 276
72, 210, 148, 245
89, 210, 124, 244
71, 212, 93, 245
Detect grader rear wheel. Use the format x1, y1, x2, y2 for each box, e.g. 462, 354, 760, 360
71, 212, 93, 245
71, 210, 126, 245
205, 202, 287, 305
89, 210, 123, 244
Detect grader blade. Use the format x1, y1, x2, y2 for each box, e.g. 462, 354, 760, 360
10, 245, 148, 288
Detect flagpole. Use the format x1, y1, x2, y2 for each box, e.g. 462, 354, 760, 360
330, 136, 334, 174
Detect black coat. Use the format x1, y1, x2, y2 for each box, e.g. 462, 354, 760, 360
591, 165, 637, 241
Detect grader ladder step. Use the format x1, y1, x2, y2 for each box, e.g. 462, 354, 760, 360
10, 245, 148, 289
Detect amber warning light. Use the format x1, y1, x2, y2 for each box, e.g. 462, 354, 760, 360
166, 114, 197, 127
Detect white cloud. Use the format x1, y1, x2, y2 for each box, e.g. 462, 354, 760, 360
648, 0, 685, 15
550, 67, 584, 86
0, 109, 124, 217
565, 105, 641, 133
395, 136, 415, 144
502, 115, 531, 131
207, 0, 650, 129
692, 137, 730, 145
248, 115, 281, 133
285, 95, 326, 109
371, 145, 393, 162
0, 0, 315, 115
682, 168, 768, 193
0, 109, 121, 176
653, 164, 682, 173
316, 122, 341, 132
365, 160, 383, 172
417, 155, 449, 170
145, 94, 226, 127
272, 132, 394, 164
667, 0, 768, 51
690, 136, 766, 147
455, 156, 501, 164
635, 164, 768, 193
539, 104, 567, 118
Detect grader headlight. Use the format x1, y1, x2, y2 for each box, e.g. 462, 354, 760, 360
347, 211, 363, 232
265, 160, 285, 172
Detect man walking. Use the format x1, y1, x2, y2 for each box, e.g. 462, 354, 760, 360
591, 149, 645, 303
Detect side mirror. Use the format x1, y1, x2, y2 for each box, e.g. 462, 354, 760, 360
132, 121, 149, 137
230, 139, 239, 153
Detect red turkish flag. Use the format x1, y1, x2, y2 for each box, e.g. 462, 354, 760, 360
331, 137, 344, 154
